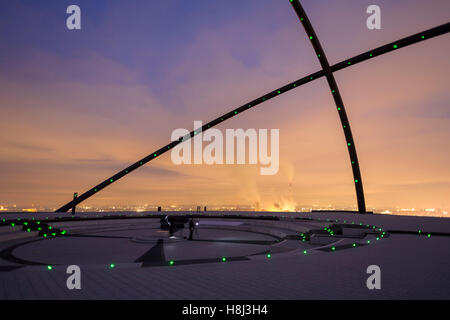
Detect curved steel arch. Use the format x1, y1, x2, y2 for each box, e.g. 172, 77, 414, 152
55, 9, 450, 213
290, 1, 365, 212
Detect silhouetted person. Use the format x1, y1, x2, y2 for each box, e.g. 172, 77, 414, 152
188, 218, 195, 240
168, 216, 175, 238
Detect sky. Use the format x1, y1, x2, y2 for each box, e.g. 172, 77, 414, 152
0, 0, 449, 213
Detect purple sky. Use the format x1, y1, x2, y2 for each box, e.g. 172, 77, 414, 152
0, 0, 449, 213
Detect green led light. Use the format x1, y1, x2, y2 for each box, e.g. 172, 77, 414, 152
421, 35, 425, 39
309, 36, 313, 40
348, 143, 351, 146
337, 107, 341, 111
140, 162, 142, 165
303, 250, 307, 255
331, 90, 335, 93
427, 233, 431, 238
44, 234, 47, 237
352, 243, 357, 247
310, 77, 313, 80
267, 253, 271, 259
376, 237, 380, 241
367, 240, 371, 244
222, 257, 227, 262
318, 54, 321, 57
109, 263, 115, 269
300, 18, 303, 21
331, 247, 336, 251
154, 154, 157, 157
110, 179, 113, 182
355, 179, 359, 183
293, 84, 296, 87
169, 260, 174, 265
27, 228, 30, 232
11, 223, 15, 227
418, 230, 422, 234
370, 53, 373, 57
47, 266, 53, 271
348, 61, 351, 65
393, 44, 398, 49
277, 91, 280, 94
